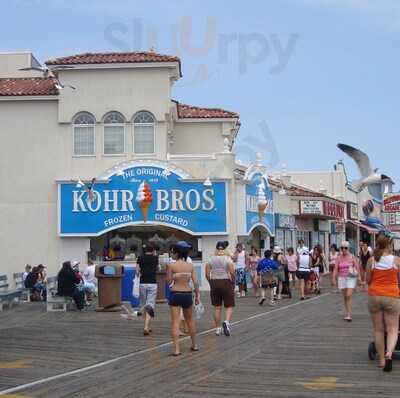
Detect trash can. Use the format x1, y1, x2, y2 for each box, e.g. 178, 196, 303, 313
121, 266, 140, 308
95, 264, 124, 312
155, 270, 167, 303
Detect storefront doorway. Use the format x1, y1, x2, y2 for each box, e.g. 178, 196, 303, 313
89, 225, 200, 262
246, 225, 271, 255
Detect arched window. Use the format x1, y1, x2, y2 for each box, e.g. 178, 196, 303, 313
133, 111, 155, 154
73, 112, 96, 156
103, 112, 125, 155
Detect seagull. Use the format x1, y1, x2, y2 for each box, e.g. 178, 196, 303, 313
74, 178, 97, 203
19, 66, 76, 90
337, 143, 383, 193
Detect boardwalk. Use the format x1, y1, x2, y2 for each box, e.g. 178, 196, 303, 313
0, 284, 398, 397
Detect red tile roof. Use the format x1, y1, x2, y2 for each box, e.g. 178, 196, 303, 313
269, 179, 344, 202
0, 78, 58, 96
46, 51, 181, 75
177, 102, 239, 119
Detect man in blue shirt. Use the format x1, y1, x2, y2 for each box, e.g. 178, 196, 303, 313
257, 250, 278, 306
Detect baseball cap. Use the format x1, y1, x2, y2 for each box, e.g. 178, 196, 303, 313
216, 241, 226, 250
273, 246, 282, 254
176, 241, 192, 249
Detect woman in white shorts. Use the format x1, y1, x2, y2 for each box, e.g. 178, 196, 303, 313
333, 241, 361, 321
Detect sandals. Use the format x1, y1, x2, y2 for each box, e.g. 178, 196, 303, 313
190, 346, 199, 352
172, 352, 181, 357
383, 357, 393, 372
344, 317, 352, 322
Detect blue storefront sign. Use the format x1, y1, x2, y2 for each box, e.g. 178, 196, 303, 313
246, 172, 274, 235
59, 163, 227, 236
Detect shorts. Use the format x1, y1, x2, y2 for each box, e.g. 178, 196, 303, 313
275, 269, 285, 282
83, 281, 96, 293
235, 268, 247, 286
168, 291, 193, 309
210, 279, 235, 308
260, 272, 276, 288
249, 270, 258, 279
311, 267, 320, 277
368, 296, 400, 316
337, 276, 357, 290
296, 271, 310, 281
140, 283, 157, 309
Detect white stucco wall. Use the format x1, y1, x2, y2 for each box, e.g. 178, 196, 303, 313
0, 52, 43, 78
56, 68, 172, 123
0, 100, 61, 283
172, 122, 224, 154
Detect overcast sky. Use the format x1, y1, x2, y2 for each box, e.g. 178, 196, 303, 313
2, 0, 399, 186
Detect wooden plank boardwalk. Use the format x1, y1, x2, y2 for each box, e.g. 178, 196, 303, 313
0, 280, 398, 397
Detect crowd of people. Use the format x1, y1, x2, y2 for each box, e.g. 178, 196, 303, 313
23, 260, 97, 309
23, 235, 398, 370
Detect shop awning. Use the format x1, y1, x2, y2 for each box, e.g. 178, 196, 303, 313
359, 223, 379, 235
346, 220, 361, 228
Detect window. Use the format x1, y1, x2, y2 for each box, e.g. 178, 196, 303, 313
103, 112, 125, 155
133, 111, 155, 154
73, 112, 95, 156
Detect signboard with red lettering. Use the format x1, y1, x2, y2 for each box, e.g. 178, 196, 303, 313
299, 200, 344, 219
383, 193, 400, 213
323, 201, 345, 219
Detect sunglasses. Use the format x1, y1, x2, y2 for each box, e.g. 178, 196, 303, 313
341, 247, 348, 250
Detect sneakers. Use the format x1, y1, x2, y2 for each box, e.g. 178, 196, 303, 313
215, 327, 222, 336
269, 300, 276, 306
241, 291, 246, 297
277, 294, 282, 300
258, 297, 266, 305
237, 292, 241, 298
222, 321, 231, 336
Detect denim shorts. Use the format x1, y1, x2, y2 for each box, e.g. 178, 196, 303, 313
168, 291, 193, 309
140, 283, 158, 309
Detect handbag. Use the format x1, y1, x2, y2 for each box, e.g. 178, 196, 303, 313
347, 257, 359, 278
132, 273, 140, 299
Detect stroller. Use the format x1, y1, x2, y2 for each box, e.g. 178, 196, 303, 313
308, 267, 321, 295
368, 318, 400, 360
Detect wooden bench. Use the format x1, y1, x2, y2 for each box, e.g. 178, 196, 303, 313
13, 272, 31, 302
46, 276, 72, 312
0, 275, 23, 311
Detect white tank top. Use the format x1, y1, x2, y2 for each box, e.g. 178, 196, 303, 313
373, 255, 395, 270
236, 251, 246, 269
299, 254, 310, 271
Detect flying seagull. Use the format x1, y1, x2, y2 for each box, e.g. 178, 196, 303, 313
337, 143, 382, 192
19, 65, 76, 90
75, 178, 97, 203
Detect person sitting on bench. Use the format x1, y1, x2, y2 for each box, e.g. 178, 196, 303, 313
57, 261, 85, 310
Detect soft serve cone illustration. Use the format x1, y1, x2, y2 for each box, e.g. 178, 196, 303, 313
256, 182, 267, 220
136, 181, 153, 222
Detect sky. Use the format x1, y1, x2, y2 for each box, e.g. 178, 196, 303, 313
2, 0, 399, 186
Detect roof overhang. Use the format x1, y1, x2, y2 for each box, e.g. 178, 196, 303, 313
0, 95, 58, 101
48, 61, 181, 79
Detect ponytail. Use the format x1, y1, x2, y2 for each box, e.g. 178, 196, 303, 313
373, 235, 391, 262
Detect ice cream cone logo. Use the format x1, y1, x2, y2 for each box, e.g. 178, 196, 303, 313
257, 184, 267, 220
136, 181, 153, 222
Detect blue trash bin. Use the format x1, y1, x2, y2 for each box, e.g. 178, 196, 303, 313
121, 266, 140, 308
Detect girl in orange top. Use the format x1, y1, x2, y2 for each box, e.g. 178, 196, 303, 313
366, 235, 400, 372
